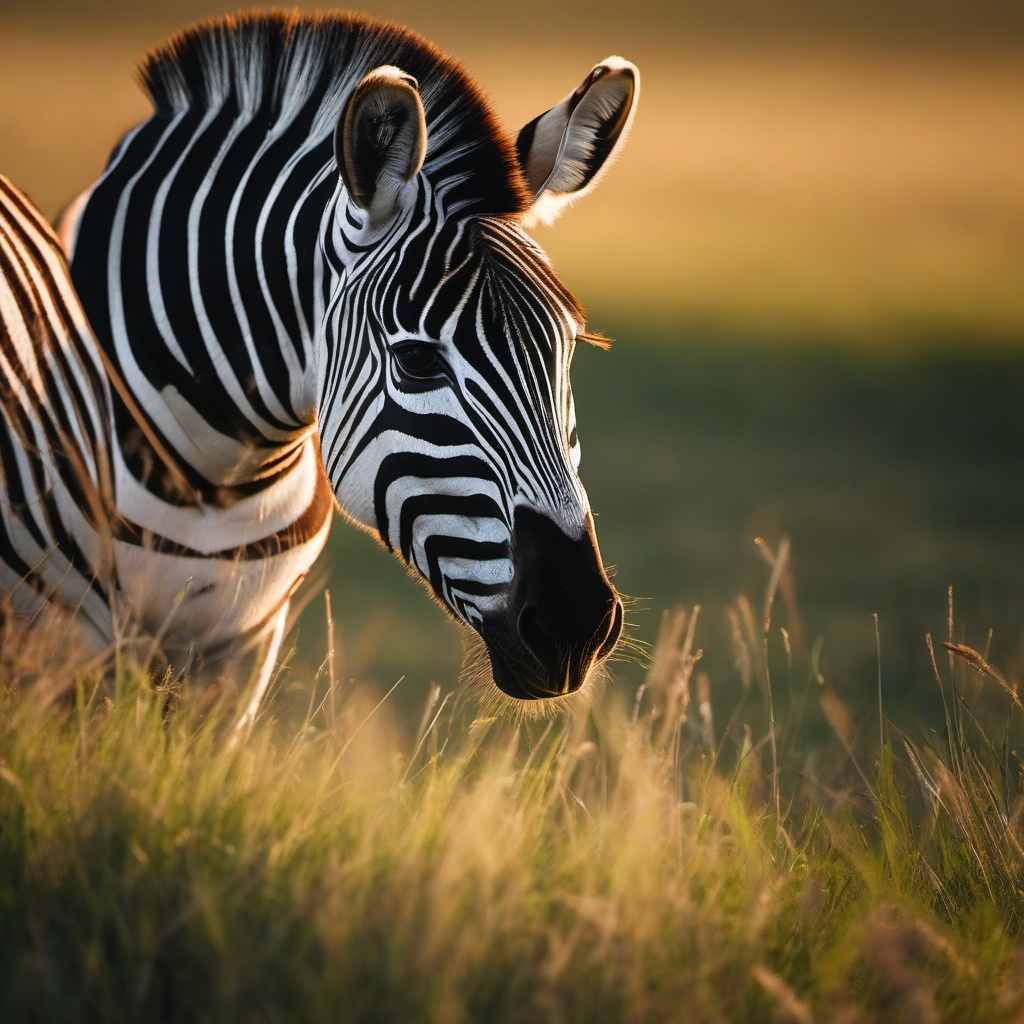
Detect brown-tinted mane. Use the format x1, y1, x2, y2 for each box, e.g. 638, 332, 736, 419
139, 10, 531, 218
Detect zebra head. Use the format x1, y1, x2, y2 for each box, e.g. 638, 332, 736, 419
318, 60, 638, 701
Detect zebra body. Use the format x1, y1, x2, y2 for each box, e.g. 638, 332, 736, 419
0, 175, 331, 671
0, 175, 114, 645
26, 11, 639, 704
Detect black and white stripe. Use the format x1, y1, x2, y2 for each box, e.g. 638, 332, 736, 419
0, 175, 115, 645
0, 174, 332, 703
50, 12, 638, 703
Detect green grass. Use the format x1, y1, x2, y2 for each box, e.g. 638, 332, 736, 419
3, 553, 1024, 1023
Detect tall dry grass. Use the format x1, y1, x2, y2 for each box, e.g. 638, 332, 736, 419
3, 542, 1024, 1022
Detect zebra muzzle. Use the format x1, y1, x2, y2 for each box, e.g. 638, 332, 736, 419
485, 507, 622, 700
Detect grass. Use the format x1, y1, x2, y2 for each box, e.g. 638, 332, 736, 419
3, 548, 1024, 1022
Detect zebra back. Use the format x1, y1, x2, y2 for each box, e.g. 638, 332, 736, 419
0, 175, 116, 643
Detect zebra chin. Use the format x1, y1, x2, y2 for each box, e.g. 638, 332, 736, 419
478, 507, 624, 701
482, 611, 623, 701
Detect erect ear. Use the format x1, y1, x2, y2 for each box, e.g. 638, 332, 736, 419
516, 57, 638, 228
334, 65, 427, 227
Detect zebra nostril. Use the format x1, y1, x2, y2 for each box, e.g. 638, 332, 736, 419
597, 598, 624, 661
498, 508, 621, 699
517, 604, 560, 672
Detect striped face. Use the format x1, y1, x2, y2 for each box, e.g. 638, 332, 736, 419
315, 57, 638, 700
318, 187, 621, 699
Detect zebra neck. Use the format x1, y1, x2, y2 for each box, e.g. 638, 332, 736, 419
68, 113, 339, 490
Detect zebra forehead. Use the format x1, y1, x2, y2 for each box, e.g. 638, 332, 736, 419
388, 217, 586, 346
137, 10, 531, 219
475, 219, 586, 335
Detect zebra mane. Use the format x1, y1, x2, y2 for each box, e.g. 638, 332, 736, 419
138, 10, 531, 217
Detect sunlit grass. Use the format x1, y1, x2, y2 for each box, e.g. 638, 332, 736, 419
3, 545, 1024, 1021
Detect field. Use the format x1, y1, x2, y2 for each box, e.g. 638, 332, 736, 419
4, 577, 1024, 1023
2, 0, 1024, 1019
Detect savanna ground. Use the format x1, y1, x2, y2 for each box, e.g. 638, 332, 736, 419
2, 0, 1024, 1020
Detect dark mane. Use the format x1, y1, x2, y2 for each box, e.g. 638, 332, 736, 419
138, 9, 531, 217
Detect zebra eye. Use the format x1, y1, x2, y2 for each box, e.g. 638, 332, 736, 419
392, 341, 445, 380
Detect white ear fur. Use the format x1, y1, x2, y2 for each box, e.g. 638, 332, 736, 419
334, 65, 427, 227
517, 56, 639, 228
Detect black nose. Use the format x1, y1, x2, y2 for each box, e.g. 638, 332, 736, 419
485, 507, 622, 700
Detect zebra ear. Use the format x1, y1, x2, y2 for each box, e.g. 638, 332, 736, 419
516, 57, 638, 228
334, 65, 427, 226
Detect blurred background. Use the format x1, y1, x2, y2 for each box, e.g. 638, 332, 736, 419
1, 0, 1022, 724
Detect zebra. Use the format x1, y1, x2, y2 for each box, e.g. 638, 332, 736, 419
0, 175, 121, 651
0, 170, 332, 689
49, 11, 639, 713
